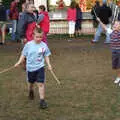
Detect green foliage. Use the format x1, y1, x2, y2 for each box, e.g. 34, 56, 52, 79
3, 0, 13, 9
2, 0, 23, 11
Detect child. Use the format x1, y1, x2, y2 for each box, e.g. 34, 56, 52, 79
37, 5, 50, 45
67, 1, 76, 41
15, 27, 52, 109
97, 17, 120, 85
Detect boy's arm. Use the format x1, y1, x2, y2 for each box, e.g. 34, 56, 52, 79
97, 17, 107, 31
45, 56, 52, 71
14, 55, 26, 67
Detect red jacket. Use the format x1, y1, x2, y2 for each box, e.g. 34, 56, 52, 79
9, 1, 19, 20
67, 8, 76, 21
39, 11, 50, 33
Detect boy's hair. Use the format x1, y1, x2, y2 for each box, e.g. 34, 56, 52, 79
34, 27, 43, 34
39, 5, 46, 11
25, 3, 33, 9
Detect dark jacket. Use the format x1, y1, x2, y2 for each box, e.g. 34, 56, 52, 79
17, 12, 36, 41
76, 8, 82, 20
0, 4, 6, 21
91, 5, 100, 20
98, 4, 112, 24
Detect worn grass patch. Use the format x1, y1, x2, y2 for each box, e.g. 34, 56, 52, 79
0, 36, 120, 120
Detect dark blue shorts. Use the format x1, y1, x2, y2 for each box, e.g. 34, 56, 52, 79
27, 67, 45, 83
112, 51, 120, 69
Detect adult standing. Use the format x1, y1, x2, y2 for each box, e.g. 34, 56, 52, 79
75, 3, 82, 37
92, 0, 112, 44
17, 3, 36, 44
0, 0, 7, 45
9, 0, 20, 41
67, 1, 76, 40
91, 1, 100, 28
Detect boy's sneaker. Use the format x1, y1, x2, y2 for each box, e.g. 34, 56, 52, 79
114, 78, 120, 84
29, 90, 34, 100
40, 100, 48, 109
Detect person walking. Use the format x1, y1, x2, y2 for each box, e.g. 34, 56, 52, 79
9, 0, 20, 41
0, 0, 7, 45
91, 1, 100, 28
75, 3, 82, 37
92, 0, 112, 44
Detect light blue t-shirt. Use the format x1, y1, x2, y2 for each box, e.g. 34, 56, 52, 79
22, 41, 51, 72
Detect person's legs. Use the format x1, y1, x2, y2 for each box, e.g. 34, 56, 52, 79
112, 51, 120, 84
11, 20, 17, 41
93, 24, 103, 42
1, 24, 6, 44
28, 82, 34, 100
105, 24, 111, 43
37, 83, 45, 100
36, 67, 48, 109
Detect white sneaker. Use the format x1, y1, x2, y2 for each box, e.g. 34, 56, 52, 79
114, 78, 120, 84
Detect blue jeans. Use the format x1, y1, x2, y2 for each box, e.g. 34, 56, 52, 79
93, 24, 111, 43
11, 20, 17, 41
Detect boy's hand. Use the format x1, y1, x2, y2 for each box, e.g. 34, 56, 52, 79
14, 62, 20, 68
47, 64, 52, 71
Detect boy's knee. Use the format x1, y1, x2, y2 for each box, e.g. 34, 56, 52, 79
38, 83, 44, 88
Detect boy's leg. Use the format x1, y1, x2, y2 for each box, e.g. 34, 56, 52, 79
112, 51, 120, 84
37, 83, 45, 100
36, 67, 48, 109
37, 83, 48, 109
92, 24, 103, 42
28, 83, 34, 100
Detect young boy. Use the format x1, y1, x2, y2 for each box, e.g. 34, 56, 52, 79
96, 17, 120, 85
15, 27, 52, 109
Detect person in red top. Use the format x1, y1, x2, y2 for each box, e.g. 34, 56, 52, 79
37, 5, 50, 45
9, 0, 20, 41
67, 1, 76, 41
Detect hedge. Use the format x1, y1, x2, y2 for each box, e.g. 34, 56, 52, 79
3, 0, 24, 10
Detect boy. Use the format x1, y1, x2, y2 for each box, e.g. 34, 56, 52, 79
96, 17, 120, 85
15, 27, 52, 109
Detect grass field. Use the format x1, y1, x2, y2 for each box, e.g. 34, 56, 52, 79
0, 36, 120, 120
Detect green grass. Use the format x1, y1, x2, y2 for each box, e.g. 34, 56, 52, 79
0, 37, 120, 120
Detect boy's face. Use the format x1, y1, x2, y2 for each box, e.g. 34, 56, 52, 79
27, 4, 35, 13
39, 8, 43, 12
34, 32, 43, 43
113, 21, 120, 30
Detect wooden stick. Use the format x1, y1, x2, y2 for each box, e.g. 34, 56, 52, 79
0, 66, 15, 74
50, 70, 61, 85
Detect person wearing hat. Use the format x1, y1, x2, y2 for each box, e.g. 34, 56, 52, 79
0, 0, 7, 45
92, 0, 112, 44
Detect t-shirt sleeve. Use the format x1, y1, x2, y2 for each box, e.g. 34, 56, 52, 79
44, 46, 51, 57
22, 44, 29, 57
106, 28, 113, 35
